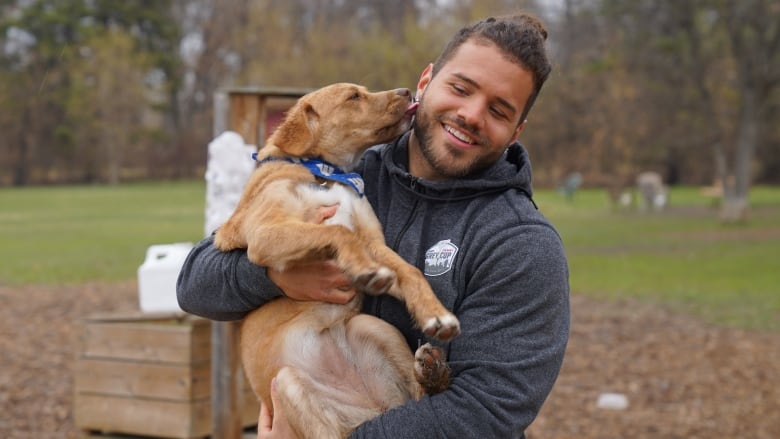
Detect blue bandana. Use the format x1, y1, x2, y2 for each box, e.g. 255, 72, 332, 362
252, 153, 365, 197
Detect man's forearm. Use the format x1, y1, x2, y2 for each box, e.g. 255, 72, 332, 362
176, 235, 283, 320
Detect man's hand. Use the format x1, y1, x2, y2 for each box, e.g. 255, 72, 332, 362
266, 203, 356, 304
268, 259, 355, 304
258, 378, 295, 439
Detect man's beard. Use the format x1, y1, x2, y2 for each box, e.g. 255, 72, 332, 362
412, 96, 500, 179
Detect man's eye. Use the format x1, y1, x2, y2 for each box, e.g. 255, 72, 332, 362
452, 85, 467, 95
490, 107, 507, 119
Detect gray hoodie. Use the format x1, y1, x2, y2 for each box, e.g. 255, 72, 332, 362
177, 131, 570, 438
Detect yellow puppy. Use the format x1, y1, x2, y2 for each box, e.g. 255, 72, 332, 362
215, 83, 460, 439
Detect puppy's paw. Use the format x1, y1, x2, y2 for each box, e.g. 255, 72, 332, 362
213, 225, 244, 252
212, 232, 231, 251
414, 343, 450, 394
421, 313, 460, 342
353, 266, 396, 295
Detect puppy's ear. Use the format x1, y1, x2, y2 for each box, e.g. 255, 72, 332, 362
302, 103, 320, 134
269, 102, 319, 157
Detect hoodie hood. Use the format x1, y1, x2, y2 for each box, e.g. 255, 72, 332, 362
381, 131, 535, 203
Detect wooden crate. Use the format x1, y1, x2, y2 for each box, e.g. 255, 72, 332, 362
74, 312, 259, 439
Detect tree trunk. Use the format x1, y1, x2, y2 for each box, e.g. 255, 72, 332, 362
13, 138, 30, 187
717, 0, 773, 223
719, 86, 758, 223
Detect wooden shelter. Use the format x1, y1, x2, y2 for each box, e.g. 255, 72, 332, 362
210, 86, 311, 439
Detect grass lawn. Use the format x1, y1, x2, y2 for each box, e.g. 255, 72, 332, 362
1, 181, 778, 331
535, 186, 780, 331
0, 181, 206, 284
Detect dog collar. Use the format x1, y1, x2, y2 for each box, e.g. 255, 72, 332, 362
252, 154, 365, 197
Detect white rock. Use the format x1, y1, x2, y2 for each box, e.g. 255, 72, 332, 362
596, 392, 629, 410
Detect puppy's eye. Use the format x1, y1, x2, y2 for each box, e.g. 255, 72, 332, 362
347, 92, 361, 101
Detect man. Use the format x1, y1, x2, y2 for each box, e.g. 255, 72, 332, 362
177, 14, 569, 438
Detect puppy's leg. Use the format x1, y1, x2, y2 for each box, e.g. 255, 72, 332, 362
273, 367, 345, 439
350, 200, 460, 341
414, 343, 451, 395
247, 222, 395, 295
345, 314, 424, 402
214, 211, 248, 251
368, 244, 460, 341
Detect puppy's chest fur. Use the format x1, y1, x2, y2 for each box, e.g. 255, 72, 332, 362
298, 180, 360, 231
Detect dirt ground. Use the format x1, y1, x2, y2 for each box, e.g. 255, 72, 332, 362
1, 282, 778, 439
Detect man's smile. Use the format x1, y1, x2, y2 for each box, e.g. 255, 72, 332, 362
443, 122, 479, 147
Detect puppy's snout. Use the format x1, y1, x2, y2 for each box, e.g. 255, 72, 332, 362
394, 88, 411, 98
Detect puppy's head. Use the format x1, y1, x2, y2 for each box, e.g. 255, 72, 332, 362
268, 83, 416, 168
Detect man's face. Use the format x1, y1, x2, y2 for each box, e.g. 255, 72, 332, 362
409, 40, 534, 180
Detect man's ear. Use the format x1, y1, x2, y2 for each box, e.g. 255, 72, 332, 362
511, 119, 527, 144
270, 102, 319, 156
416, 63, 434, 99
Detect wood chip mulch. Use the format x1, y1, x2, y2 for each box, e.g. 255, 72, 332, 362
1, 283, 778, 438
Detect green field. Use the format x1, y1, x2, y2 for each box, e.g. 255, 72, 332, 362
535, 186, 780, 331
0, 181, 206, 284
1, 182, 778, 331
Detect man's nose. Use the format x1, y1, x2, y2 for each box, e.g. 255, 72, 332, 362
456, 97, 486, 130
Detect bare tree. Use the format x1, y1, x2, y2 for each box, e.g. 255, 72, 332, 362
560, 0, 778, 219
69, 31, 152, 184
718, 0, 780, 221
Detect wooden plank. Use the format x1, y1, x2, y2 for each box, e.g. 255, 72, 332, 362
75, 394, 211, 439
75, 358, 210, 400
211, 321, 243, 439
75, 392, 258, 438
80, 319, 210, 365
213, 91, 228, 138
83, 311, 193, 323
74, 359, 255, 400
257, 96, 268, 147
80, 428, 261, 439
223, 86, 313, 98
229, 93, 261, 145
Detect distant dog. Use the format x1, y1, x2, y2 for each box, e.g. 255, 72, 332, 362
636, 171, 667, 212
214, 83, 460, 439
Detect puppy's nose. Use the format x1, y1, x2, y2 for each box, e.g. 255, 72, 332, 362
394, 88, 411, 97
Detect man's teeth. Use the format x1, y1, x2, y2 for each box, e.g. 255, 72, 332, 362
445, 125, 475, 144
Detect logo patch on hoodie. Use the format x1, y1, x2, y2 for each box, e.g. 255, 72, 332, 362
424, 239, 459, 276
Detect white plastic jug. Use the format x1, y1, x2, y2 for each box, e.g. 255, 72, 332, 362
137, 242, 193, 313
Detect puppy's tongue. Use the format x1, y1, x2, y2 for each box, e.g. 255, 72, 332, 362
405, 101, 419, 115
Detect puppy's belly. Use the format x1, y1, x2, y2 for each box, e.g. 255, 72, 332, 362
280, 309, 409, 410
296, 183, 356, 230
282, 318, 376, 408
